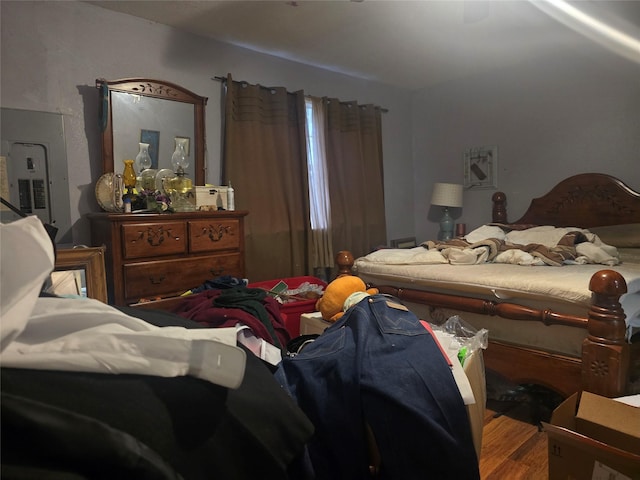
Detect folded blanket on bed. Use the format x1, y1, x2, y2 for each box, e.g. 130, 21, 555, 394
364, 225, 619, 267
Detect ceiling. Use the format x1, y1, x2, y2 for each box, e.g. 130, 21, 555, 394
88, 1, 640, 90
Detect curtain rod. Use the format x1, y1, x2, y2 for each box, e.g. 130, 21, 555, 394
212, 75, 278, 91
212, 76, 388, 113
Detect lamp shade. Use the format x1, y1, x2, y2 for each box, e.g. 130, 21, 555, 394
431, 183, 463, 208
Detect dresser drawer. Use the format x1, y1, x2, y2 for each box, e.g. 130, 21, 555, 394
189, 219, 241, 253
123, 253, 242, 301
122, 221, 187, 259
88, 211, 247, 306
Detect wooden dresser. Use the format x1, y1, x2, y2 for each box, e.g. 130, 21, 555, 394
88, 211, 248, 306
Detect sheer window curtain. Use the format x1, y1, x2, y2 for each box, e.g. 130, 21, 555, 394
305, 96, 334, 275
222, 74, 311, 281
323, 98, 387, 260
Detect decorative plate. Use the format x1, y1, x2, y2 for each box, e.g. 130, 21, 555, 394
155, 168, 175, 193
95, 173, 115, 212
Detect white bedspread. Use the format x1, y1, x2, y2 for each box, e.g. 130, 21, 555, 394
364, 225, 619, 267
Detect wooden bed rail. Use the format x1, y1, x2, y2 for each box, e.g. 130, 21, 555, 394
336, 251, 626, 331
374, 285, 588, 329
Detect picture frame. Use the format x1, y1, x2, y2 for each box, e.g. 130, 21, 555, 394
390, 237, 417, 249
463, 145, 498, 189
52, 247, 108, 303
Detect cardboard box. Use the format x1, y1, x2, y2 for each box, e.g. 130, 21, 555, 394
195, 186, 228, 211
543, 391, 640, 480
300, 311, 332, 336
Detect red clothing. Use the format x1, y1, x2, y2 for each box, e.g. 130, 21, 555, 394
171, 289, 291, 348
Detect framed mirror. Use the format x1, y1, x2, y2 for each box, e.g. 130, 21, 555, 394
51, 247, 108, 303
96, 78, 208, 186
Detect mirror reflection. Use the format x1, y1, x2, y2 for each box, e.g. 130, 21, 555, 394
111, 92, 195, 179
96, 78, 207, 186
47, 269, 87, 297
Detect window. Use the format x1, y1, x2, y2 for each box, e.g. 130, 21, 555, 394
304, 97, 331, 230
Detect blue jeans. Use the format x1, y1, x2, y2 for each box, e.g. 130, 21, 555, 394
275, 294, 479, 479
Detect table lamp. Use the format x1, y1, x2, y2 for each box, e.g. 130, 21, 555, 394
431, 182, 463, 241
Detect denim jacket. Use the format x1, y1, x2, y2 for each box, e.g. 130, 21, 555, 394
275, 294, 479, 479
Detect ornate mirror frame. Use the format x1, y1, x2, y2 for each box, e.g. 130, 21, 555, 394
96, 78, 208, 185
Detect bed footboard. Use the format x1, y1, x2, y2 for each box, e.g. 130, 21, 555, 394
336, 251, 636, 398
583, 270, 632, 397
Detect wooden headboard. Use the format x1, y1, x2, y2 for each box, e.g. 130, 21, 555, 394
492, 173, 640, 228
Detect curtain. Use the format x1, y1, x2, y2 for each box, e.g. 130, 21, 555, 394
323, 99, 387, 260
222, 74, 311, 281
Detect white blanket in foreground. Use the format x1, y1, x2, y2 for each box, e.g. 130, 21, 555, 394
1, 297, 246, 389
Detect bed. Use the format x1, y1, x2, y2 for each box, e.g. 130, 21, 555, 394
338, 173, 640, 399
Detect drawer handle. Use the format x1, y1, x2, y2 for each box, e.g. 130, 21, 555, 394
210, 267, 224, 277
136, 227, 178, 247
150, 275, 166, 285
200, 225, 233, 242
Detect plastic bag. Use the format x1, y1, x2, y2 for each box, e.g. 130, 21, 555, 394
281, 281, 324, 304
434, 315, 488, 366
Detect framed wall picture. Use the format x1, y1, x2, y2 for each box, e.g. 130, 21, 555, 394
390, 237, 417, 249
463, 145, 497, 189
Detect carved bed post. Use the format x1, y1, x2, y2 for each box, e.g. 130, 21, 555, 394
335, 250, 355, 276
582, 270, 630, 397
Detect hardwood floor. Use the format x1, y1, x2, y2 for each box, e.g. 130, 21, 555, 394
479, 401, 549, 480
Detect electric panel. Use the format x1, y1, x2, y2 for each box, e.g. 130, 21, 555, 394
1, 108, 71, 243
8, 143, 52, 225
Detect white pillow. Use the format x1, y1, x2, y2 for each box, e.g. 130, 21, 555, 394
0, 216, 54, 351
465, 225, 506, 244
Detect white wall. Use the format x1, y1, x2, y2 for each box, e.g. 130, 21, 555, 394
1, 1, 414, 246
412, 42, 640, 242
3, 1, 638, 250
